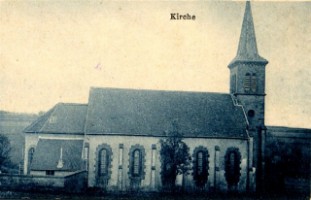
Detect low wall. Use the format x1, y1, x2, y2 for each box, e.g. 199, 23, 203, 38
0, 170, 87, 193
64, 170, 88, 192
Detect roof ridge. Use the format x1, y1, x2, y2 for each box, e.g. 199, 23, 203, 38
90, 87, 230, 96
58, 102, 88, 106
38, 137, 84, 141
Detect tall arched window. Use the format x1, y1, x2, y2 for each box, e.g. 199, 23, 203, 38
197, 151, 204, 175
99, 148, 109, 176
225, 147, 241, 189
128, 144, 146, 191
95, 144, 112, 188
27, 147, 35, 174
192, 147, 209, 188
132, 149, 141, 177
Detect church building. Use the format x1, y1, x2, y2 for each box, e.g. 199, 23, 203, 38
23, 2, 308, 193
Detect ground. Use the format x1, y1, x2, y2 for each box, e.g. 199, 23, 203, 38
0, 191, 309, 200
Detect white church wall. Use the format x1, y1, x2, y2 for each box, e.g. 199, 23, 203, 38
87, 134, 251, 192
183, 137, 249, 192
24, 133, 40, 175
30, 170, 75, 177
86, 135, 161, 191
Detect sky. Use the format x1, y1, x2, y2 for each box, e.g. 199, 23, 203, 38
0, 1, 310, 128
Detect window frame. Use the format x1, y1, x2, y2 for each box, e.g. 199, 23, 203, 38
192, 146, 209, 188
94, 144, 113, 187
224, 147, 241, 188
132, 149, 142, 177
128, 144, 146, 181
244, 73, 257, 93
98, 148, 109, 176
27, 147, 35, 174
46, 170, 55, 176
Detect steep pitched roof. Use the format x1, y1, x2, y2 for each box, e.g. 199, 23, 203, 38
30, 139, 84, 171
24, 103, 87, 134
84, 88, 248, 139
229, 1, 268, 68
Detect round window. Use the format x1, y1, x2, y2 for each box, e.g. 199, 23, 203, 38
248, 110, 255, 118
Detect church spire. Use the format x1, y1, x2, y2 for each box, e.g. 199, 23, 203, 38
229, 1, 268, 68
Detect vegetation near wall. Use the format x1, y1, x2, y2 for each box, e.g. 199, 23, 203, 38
264, 130, 311, 195
0, 134, 12, 173
159, 122, 191, 192
0, 171, 87, 193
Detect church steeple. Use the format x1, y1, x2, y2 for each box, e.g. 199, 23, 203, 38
228, 3, 268, 188
228, 1, 268, 127
229, 1, 268, 68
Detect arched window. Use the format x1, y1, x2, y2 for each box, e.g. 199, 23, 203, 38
128, 145, 145, 179
99, 148, 109, 176
229, 153, 235, 171
244, 73, 257, 93
128, 144, 146, 191
95, 144, 112, 188
225, 147, 241, 189
132, 149, 141, 176
27, 147, 35, 174
28, 148, 35, 164
197, 151, 204, 175
192, 147, 209, 188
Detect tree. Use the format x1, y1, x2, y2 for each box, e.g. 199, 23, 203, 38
159, 121, 191, 192
0, 134, 11, 172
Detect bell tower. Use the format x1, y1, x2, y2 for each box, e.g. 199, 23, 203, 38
228, 1, 268, 191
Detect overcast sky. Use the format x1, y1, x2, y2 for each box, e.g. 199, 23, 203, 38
0, 1, 310, 128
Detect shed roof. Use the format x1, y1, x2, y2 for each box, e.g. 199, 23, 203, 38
30, 138, 84, 171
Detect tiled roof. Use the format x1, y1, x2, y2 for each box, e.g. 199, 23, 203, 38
85, 88, 248, 138
24, 103, 87, 134
30, 139, 84, 171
